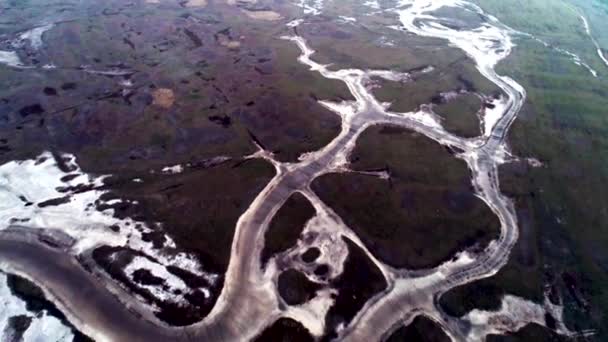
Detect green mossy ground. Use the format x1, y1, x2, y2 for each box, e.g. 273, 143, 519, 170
440, 1, 608, 339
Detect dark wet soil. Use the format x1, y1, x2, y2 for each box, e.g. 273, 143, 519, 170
434, 93, 482, 138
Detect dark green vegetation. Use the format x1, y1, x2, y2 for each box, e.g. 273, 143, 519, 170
324, 238, 387, 340
430, 5, 485, 31
487, 323, 569, 342
0, 0, 353, 171
254, 317, 314, 342
373, 65, 498, 115
384, 316, 450, 342
298, 17, 498, 138
0, 0, 359, 326
262, 192, 316, 264
298, 12, 462, 72
439, 165, 545, 315
95, 159, 274, 325
439, 0, 608, 340
573, 0, 608, 50
434, 93, 483, 138
103, 159, 274, 274
277, 269, 322, 306
313, 125, 500, 269
6, 274, 93, 341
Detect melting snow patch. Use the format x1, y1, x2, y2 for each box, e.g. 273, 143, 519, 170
481, 95, 508, 136
287, 19, 304, 28
284, 288, 336, 337
368, 70, 410, 82
119, 79, 134, 88
296, 0, 324, 15
161, 164, 184, 174
0, 50, 24, 68
462, 294, 574, 340
339, 16, 357, 23
394, 0, 515, 75
577, 13, 608, 68
527, 158, 543, 168
0, 152, 134, 252
364, 0, 380, 10
124, 256, 209, 304
14, 24, 54, 50
0, 152, 212, 278
0, 272, 74, 342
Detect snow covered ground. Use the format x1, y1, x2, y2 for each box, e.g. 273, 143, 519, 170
0, 152, 217, 313
0, 272, 73, 342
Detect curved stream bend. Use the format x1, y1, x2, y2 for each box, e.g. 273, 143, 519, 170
0, 1, 577, 341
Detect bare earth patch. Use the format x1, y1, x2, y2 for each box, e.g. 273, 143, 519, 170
152, 88, 175, 108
